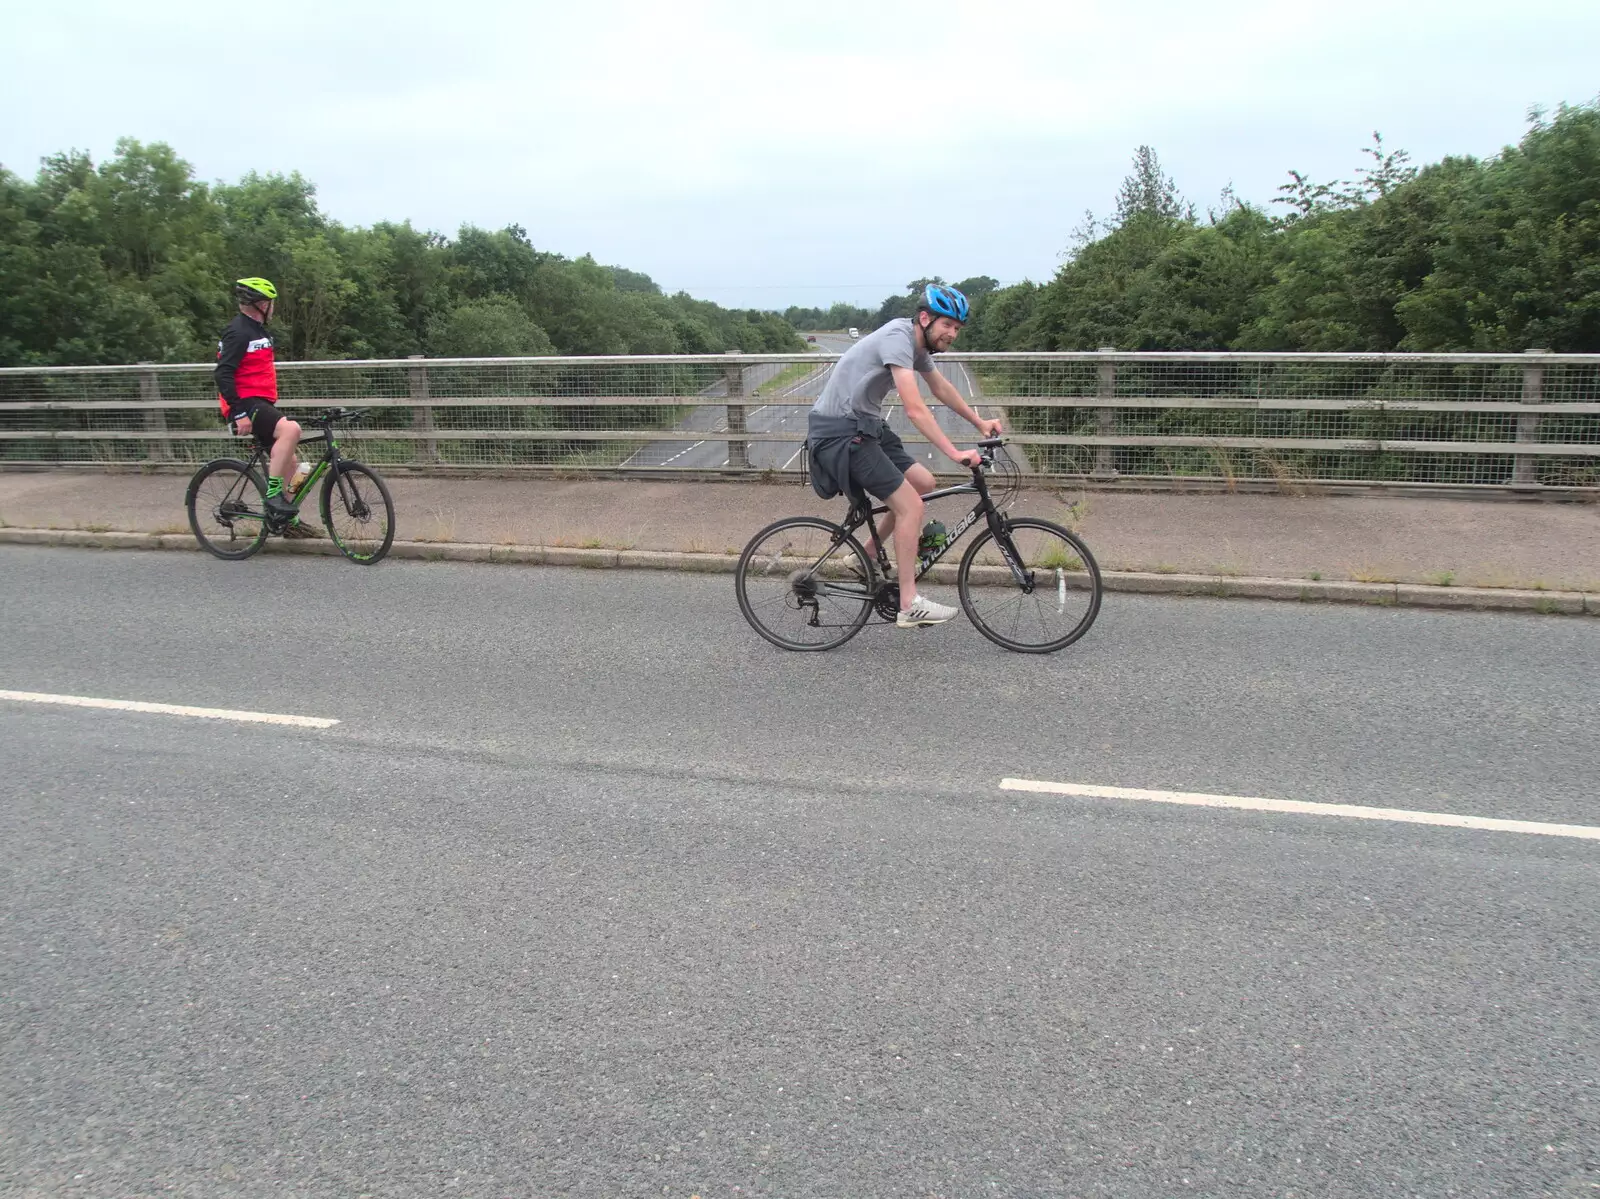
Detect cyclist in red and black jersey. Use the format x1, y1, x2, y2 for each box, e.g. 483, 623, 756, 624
216, 277, 306, 526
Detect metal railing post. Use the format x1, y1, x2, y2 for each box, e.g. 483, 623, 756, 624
1513, 348, 1546, 488
408, 354, 437, 466
1093, 346, 1118, 479
724, 349, 749, 469
137, 363, 172, 463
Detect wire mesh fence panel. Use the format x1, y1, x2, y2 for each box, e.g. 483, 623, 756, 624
2, 352, 1596, 490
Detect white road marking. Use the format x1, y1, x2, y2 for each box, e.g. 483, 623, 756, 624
1, 689, 339, 729
658, 439, 709, 465
999, 778, 1600, 841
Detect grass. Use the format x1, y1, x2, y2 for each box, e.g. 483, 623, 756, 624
1426, 570, 1457, 587
1054, 496, 1091, 531
1033, 543, 1084, 571
554, 439, 648, 469
1308, 570, 1323, 581
1258, 449, 1312, 496
1204, 443, 1239, 493
749, 361, 822, 399
1350, 566, 1399, 584
411, 506, 458, 544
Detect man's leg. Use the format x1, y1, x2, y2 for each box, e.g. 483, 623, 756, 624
865, 463, 936, 560
269, 419, 302, 486
884, 479, 925, 611
270, 418, 323, 537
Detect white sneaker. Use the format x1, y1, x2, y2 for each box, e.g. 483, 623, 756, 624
896, 594, 958, 628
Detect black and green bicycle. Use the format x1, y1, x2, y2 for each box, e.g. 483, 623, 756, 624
185, 407, 396, 564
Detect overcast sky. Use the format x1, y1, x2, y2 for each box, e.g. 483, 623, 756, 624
2, 0, 1596, 310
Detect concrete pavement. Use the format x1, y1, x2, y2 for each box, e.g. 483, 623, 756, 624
2, 468, 1598, 599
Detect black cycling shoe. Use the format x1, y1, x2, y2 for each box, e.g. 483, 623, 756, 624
264, 493, 299, 519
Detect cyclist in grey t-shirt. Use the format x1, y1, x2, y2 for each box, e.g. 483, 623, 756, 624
807, 283, 1003, 628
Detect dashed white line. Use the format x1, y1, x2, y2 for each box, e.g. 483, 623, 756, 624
1, 689, 339, 729
998, 778, 1600, 841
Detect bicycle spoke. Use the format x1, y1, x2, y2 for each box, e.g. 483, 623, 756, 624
958, 519, 1102, 653
736, 518, 873, 651
187, 460, 267, 560
323, 463, 395, 564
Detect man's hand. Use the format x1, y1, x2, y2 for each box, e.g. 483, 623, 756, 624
953, 448, 983, 469
975, 417, 1004, 439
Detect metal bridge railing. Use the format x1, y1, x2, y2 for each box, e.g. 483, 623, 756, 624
1, 350, 1596, 493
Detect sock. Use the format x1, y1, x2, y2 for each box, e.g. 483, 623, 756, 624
266, 476, 284, 499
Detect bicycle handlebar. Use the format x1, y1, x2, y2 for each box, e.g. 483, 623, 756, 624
969, 436, 1009, 472
306, 406, 370, 425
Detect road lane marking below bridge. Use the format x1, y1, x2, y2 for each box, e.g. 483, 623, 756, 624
0, 689, 339, 729
999, 777, 1600, 841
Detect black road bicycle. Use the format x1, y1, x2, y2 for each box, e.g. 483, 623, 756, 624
185, 407, 396, 564
735, 437, 1102, 653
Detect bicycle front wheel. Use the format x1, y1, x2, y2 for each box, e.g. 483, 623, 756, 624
320, 461, 395, 564
957, 518, 1102, 653
186, 458, 268, 560
735, 517, 874, 651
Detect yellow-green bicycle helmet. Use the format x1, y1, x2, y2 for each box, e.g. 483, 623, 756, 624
234, 277, 278, 302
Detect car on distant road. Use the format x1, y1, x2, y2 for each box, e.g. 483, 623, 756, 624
806, 335, 817, 343
847, 327, 860, 339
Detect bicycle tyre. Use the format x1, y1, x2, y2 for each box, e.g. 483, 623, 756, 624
320, 461, 395, 564
186, 458, 269, 560
736, 516, 875, 651
957, 518, 1102, 653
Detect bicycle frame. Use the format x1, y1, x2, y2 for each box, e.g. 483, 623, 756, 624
842, 459, 1032, 591
222, 419, 352, 526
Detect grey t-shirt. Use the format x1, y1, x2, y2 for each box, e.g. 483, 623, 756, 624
811, 318, 934, 422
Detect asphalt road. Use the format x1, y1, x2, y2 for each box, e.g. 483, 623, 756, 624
626, 332, 1010, 473
3, 547, 1597, 1198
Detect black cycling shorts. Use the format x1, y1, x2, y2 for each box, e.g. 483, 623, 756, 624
848, 425, 916, 501
225, 398, 283, 450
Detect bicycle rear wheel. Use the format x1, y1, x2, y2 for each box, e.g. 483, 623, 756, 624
186, 458, 268, 560
736, 517, 875, 651
957, 518, 1102, 653
320, 461, 395, 564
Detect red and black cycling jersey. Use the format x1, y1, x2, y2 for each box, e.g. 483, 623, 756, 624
215, 313, 277, 417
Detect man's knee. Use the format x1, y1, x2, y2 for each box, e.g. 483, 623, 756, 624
907, 464, 937, 494
276, 419, 301, 441
888, 482, 923, 519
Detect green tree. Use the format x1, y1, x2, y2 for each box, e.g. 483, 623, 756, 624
427, 295, 555, 356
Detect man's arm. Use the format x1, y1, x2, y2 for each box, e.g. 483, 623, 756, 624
891, 365, 980, 466
924, 369, 1002, 437
214, 325, 245, 408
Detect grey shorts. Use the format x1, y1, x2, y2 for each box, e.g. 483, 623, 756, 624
848, 426, 916, 500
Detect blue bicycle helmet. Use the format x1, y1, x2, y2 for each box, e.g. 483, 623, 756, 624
921, 283, 969, 323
